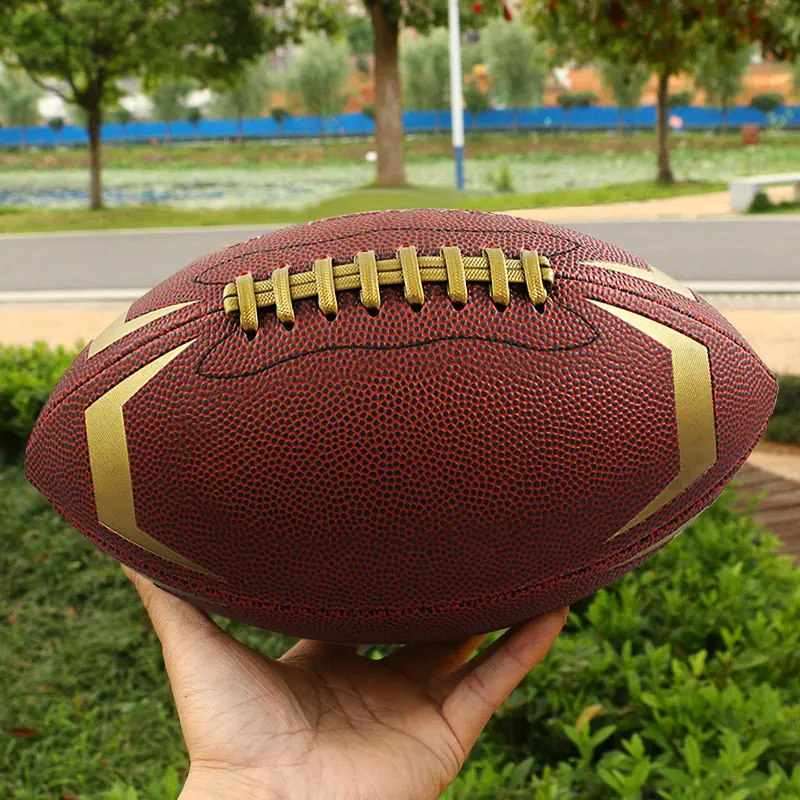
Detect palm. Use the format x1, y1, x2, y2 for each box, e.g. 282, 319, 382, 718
127, 570, 566, 800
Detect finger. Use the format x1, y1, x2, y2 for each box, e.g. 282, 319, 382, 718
441, 607, 568, 752
381, 634, 487, 685
281, 638, 359, 663
121, 564, 226, 659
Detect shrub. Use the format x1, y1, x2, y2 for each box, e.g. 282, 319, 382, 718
764, 374, 800, 445
0, 343, 78, 463
557, 91, 598, 110
748, 191, 775, 213
750, 92, 785, 114
443, 494, 800, 798
668, 89, 695, 108
493, 162, 515, 193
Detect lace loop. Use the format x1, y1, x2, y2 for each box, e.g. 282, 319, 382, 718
235, 272, 259, 334
521, 250, 549, 305
398, 246, 425, 308
484, 248, 510, 308
313, 257, 338, 318
272, 266, 295, 326
442, 246, 468, 306
356, 251, 381, 313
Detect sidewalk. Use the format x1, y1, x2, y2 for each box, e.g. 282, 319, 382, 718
508, 184, 798, 222
509, 191, 733, 222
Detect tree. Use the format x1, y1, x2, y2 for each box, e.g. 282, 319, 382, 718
0, 0, 337, 210
557, 91, 597, 131
344, 13, 374, 55
482, 18, 546, 132
525, 0, 776, 184
271, 107, 288, 136
463, 77, 490, 130
401, 28, 450, 133
794, 60, 800, 98
212, 61, 269, 143
288, 32, 350, 138
109, 105, 133, 145
362, 0, 499, 187
150, 78, 194, 142
750, 91, 785, 113
600, 59, 650, 134
668, 89, 695, 108
48, 115, 64, 146
0, 66, 41, 150
693, 45, 751, 131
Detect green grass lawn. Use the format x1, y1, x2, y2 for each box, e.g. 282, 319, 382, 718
0, 180, 724, 234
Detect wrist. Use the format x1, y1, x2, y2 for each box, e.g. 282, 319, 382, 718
179, 766, 286, 800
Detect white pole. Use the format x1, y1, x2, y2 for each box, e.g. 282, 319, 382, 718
448, 0, 465, 191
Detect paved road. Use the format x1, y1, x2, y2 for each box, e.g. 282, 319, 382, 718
0, 218, 798, 294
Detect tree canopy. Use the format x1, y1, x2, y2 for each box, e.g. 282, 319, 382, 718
600, 59, 650, 132
211, 60, 270, 137
482, 19, 547, 130
401, 28, 450, 128
693, 45, 753, 129
288, 33, 351, 135
0, 0, 338, 208
525, 0, 792, 182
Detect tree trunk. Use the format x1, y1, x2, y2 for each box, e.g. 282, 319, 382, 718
513, 108, 519, 133
721, 106, 729, 133
237, 115, 244, 145
19, 127, 26, 152
618, 107, 624, 135
87, 103, 103, 210
656, 71, 674, 184
369, 1, 405, 186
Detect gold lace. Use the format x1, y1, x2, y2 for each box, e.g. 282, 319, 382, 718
223, 246, 554, 333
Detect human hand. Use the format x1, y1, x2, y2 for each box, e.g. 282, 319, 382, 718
124, 567, 567, 800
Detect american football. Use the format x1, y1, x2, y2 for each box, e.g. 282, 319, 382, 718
25, 208, 777, 643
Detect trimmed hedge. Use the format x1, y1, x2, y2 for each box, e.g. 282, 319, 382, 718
0, 343, 79, 462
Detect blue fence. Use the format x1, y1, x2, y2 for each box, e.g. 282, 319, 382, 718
1, 105, 798, 148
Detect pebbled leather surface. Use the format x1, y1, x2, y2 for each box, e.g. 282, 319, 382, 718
26, 210, 778, 643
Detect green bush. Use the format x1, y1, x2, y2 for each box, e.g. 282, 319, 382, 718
442, 495, 800, 798
764, 374, 800, 445
668, 89, 695, 108
747, 191, 774, 213
3, 458, 799, 798
750, 92, 785, 114
0, 343, 79, 462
